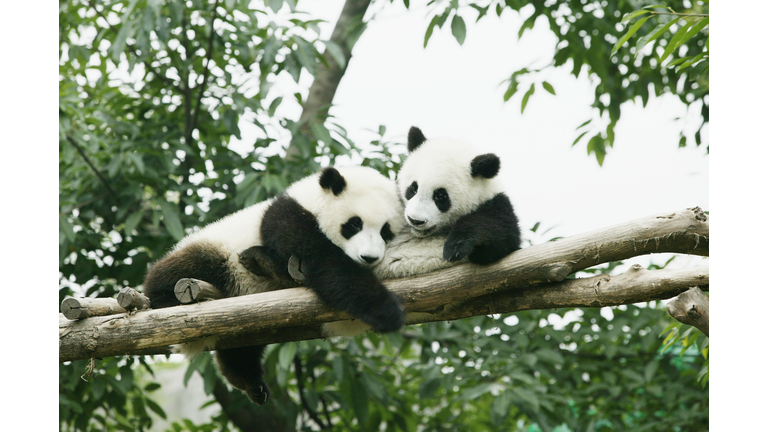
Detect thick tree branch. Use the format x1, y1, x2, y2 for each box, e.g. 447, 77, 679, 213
666, 287, 709, 336
59, 208, 708, 362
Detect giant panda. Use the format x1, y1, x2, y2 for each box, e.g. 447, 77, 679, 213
142, 166, 406, 404
322, 126, 523, 335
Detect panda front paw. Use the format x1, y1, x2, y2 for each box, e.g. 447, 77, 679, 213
443, 235, 476, 262
364, 292, 405, 333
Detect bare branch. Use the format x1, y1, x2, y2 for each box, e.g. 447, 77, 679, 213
666, 287, 709, 336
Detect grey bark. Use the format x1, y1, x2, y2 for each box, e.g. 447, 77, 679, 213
666, 286, 709, 336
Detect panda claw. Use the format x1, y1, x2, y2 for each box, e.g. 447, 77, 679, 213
443, 238, 474, 262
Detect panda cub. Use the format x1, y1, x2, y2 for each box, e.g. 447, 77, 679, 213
322, 127, 522, 335
143, 166, 405, 404
376, 126, 523, 279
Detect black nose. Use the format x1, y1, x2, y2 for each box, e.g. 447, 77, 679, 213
408, 216, 425, 226
361, 255, 378, 264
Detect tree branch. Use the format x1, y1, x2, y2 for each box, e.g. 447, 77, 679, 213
58, 208, 708, 362
65, 135, 117, 197
285, 0, 372, 160
188, 0, 220, 143
666, 287, 709, 336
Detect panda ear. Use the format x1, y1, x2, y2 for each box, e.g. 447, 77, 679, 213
407, 126, 427, 152
319, 167, 346, 196
470, 153, 500, 179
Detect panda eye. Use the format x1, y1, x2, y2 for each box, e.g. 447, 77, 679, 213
405, 181, 418, 200
380, 222, 395, 242
341, 216, 363, 239
433, 188, 451, 212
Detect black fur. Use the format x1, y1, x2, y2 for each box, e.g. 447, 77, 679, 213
407, 126, 427, 152
214, 194, 404, 403
214, 345, 271, 405
143, 242, 232, 309
470, 153, 500, 179
443, 193, 522, 264
433, 188, 451, 212
405, 181, 418, 200
319, 167, 346, 196
341, 216, 363, 240
380, 222, 395, 242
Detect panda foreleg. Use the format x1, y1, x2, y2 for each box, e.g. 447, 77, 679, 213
238, 245, 293, 282
443, 193, 522, 264
302, 255, 405, 333
214, 345, 272, 405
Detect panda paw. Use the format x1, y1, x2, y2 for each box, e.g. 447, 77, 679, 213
443, 235, 475, 262
365, 292, 405, 333
243, 379, 272, 405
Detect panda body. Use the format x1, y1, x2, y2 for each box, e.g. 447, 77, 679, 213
324, 127, 523, 335
142, 166, 405, 404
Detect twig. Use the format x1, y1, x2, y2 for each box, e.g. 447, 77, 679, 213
66, 135, 116, 198
294, 355, 329, 429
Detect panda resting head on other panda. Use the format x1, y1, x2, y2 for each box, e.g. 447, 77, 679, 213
142, 166, 405, 404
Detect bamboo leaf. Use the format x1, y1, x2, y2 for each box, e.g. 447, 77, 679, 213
621, 10, 651, 23
660, 19, 698, 64
521, 83, 535, 113
612, 16, 651, 56
542, 81, 556, 95
635, 17, 681, 56
451, 15, 467, 45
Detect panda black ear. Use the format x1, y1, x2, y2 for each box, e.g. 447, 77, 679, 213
319, 167, 346, 196
470, 153, 500, 179
407, 126, 427, 152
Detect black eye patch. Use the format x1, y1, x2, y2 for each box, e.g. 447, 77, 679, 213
433, 188, 451, 212
405, 181, 418, 200
380, 222, 395, 242
341, 216, 363, 239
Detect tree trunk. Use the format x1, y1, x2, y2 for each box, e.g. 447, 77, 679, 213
285, 0, 372, 161
59, 207, 708, 362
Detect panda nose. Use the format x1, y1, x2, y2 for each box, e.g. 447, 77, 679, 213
361, 255, 379, 264
408, 216, 426, 226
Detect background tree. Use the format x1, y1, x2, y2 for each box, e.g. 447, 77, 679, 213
59, 0, 709, 431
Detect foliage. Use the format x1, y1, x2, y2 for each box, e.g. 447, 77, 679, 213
422, 0, 709, 165
59, 1, 708, 431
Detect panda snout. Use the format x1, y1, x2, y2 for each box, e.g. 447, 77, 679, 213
407, 216, 426, 226
360, 255, 379, 264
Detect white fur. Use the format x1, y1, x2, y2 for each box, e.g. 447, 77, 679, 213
397, 137, 504, 236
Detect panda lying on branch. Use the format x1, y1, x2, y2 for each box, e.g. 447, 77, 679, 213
142, 127, 522, 404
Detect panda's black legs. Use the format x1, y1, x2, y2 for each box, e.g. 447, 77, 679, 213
214, 345, 271, 405
143, 241, 232, 308
443, 193, 522, 264
238, 245, 293, 282
303, 257, 405, 333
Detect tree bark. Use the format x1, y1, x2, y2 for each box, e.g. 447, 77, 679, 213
285, 0, 372, 161
58, 208, 708, 362
666, 287, 709, 336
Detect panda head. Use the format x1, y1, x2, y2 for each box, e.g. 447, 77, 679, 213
397, 126, 504, 236
289, 166, 404, 266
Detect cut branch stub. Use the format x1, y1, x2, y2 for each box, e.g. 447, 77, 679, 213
116, 287, 152, 311
175, 278, 224, 304
666, 286, 709, 337
61, 297, 127, 320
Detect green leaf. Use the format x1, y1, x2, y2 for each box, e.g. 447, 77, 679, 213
451, 15, 466, 45
611, 16, 651, 56
310, 122, 333, 145
322, 40, 346, 69
659, 18, 697, 64
663, 18, 709, 65
635, 17, 681, 56
520, 83, 535, 113
123, 209, 144, 235
267, 97, 283, 117
267, 0, 283, 13
157, 199, 184, 240
59, 215, 76, 243
424, 14, 441, 48
542, 81, 556, 95
459, 382, 495, 401
621, 10, 651, 23
278, 343, 297, 370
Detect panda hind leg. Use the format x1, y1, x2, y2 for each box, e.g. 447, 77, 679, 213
214, 345, 271, 405
238, 246, 293, 282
